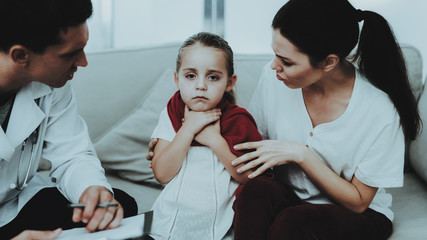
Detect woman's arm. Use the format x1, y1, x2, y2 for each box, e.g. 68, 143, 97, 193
298, 147, 378, 213
232, 140, 377, 213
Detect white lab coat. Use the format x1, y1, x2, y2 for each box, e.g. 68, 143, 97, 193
0, 81, 112, 227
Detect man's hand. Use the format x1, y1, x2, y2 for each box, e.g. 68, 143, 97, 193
12, 229, 62, 240
72, 186, 123, 232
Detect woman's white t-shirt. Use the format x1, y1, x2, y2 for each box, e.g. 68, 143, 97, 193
149, 108, 237, 240
248, 63, 405, 221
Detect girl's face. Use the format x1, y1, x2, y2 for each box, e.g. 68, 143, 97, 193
175, 43, 236, 112
270, 29, 323, 89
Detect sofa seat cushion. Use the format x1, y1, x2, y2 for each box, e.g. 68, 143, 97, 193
106, 173, 162, 214
387, 172, 427, 239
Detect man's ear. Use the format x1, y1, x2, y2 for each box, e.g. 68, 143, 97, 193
225, 74, 237, 92
322, 54, 340, 72
174, 71, 180, 89
9, 45, 30, 66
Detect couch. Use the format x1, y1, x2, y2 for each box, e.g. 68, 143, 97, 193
45, 42, 427, 239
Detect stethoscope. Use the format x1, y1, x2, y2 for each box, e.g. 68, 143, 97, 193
9, 99, 40, 191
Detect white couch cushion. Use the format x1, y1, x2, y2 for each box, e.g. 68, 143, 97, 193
71, 44, 180, 141
401, 44, 424, 100
410, 77, 427, 183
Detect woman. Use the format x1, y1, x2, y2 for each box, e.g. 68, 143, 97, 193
230, 0, 421, 239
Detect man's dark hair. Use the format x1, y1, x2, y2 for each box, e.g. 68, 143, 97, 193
0, 0, 93, 53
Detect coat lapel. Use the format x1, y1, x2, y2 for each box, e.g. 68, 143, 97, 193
0, 129, 14, 160
6, 82, 51, 150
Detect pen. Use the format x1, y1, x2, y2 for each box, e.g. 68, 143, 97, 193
68, 202, 119, 208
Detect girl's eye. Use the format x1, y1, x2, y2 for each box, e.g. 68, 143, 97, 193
208, 75, 219, 81
186, 73, 196, 79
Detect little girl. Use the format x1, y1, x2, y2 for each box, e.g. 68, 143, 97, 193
148, 32, 262, 240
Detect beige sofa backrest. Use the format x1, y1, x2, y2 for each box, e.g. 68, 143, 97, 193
71, 43, 423, 143
71, 43, 273, 141
71, 43, 179, 141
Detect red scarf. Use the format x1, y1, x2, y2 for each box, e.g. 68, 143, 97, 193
167, 91, 262, 157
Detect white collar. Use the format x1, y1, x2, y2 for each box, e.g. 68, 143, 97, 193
0, 82, 51, 161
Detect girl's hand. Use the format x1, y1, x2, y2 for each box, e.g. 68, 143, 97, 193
195, 119, 221, 147
231, 140, 308, 178
182, 106, 221, 136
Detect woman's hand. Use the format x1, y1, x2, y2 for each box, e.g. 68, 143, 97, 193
146, 138, 158, 162
231, 140, 308, 178
233, 140, 379, 213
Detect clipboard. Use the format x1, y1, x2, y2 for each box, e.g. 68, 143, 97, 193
56, 210, 153, 240
133, 210, 153, 240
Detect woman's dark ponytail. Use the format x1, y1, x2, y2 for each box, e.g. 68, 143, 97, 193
273, 0, 421, 140
353, 11, 421, 140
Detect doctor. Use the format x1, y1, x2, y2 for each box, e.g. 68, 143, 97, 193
0, 0, 137, 239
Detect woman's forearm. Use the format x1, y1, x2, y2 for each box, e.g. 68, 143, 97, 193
297, 147, 378, 213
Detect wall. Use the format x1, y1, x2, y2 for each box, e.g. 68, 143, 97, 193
352, 0, 427, 81
225, 0, 427, 81
87, 0, 427, 81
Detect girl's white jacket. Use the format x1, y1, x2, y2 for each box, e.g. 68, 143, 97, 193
149, 109, 237, 240
0, 82, 111, 227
